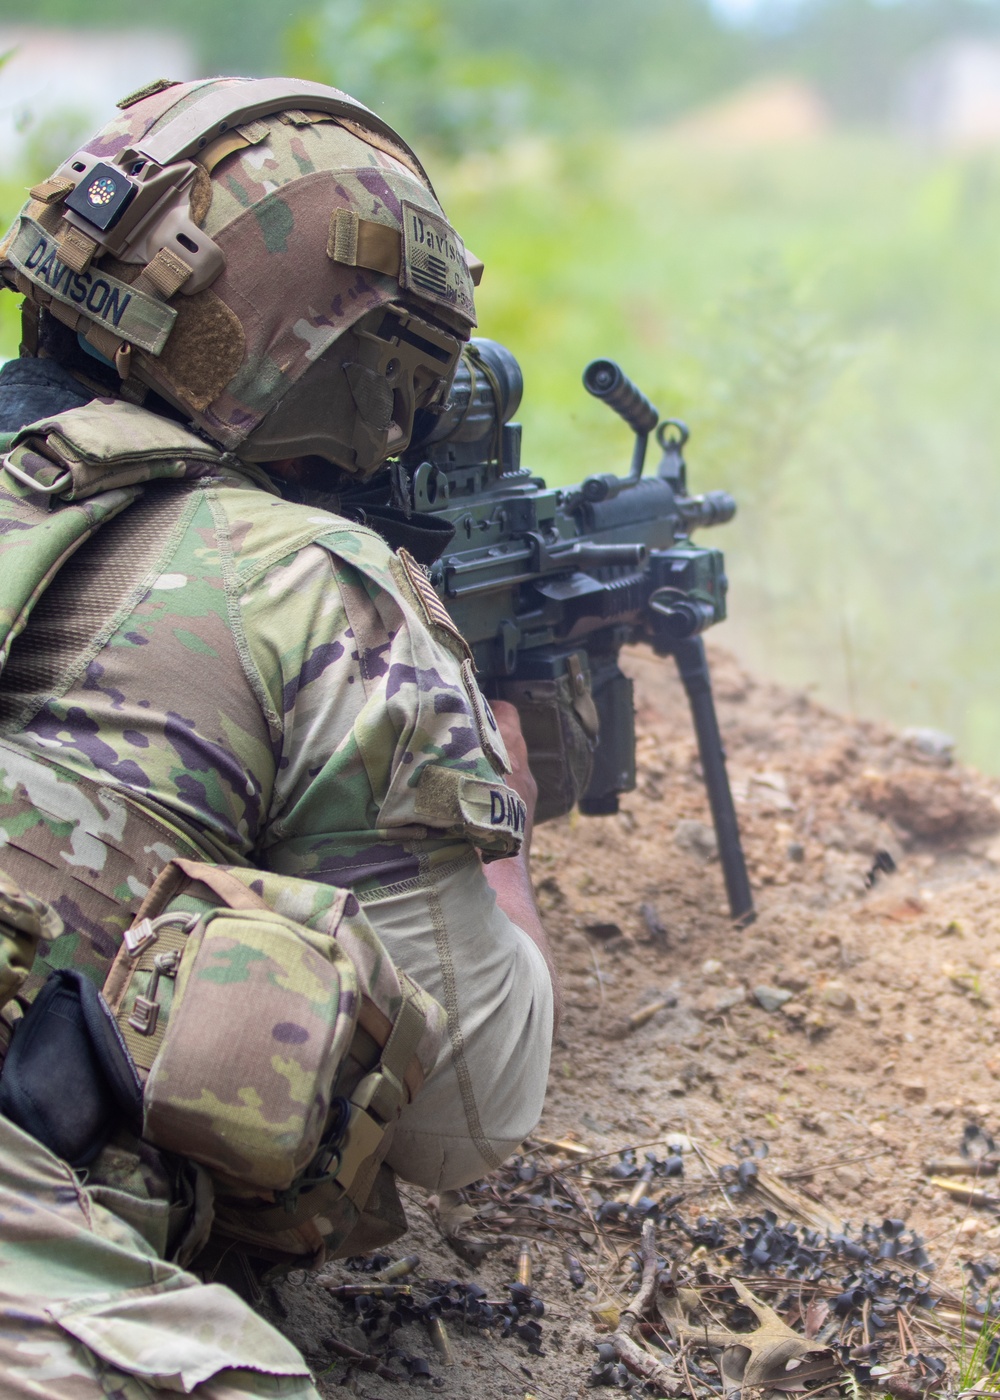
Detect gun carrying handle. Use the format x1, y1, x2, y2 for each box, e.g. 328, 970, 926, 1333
582, 359, 658, 481
671, 638, 755, 926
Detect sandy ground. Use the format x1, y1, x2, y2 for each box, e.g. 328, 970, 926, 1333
271, 643, 1000, 1397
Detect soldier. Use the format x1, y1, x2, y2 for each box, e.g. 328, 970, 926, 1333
0, 77, 557, 1396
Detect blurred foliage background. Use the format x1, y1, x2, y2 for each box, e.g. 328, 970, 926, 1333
0, 0, 999, 769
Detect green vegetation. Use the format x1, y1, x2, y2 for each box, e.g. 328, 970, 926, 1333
957, 1294, 1000, 1390
435, 132, 1000, 772
7, 0, 1000, 146
2, 1, 1000, 769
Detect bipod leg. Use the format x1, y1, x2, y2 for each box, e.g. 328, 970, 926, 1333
671, 637, 755, 926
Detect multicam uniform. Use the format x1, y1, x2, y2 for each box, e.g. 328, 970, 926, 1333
0, 76, 553, 1400
0, 388, 552, 1398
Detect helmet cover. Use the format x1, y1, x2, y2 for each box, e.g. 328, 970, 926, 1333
0, 77, 480, 477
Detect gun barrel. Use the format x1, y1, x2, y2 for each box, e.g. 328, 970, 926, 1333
678, 490, 736, 530
583, 360, 658, 438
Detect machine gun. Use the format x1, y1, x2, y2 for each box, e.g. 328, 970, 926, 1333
394, 339, 754, 924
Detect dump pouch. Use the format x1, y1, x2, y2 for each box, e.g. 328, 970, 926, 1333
0, 968, 143, 1166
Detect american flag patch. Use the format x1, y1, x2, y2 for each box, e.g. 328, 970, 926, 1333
396, 547, 472, 660
400, 200, 476, 325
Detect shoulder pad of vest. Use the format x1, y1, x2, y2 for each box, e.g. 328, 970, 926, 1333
10, 398, 225, 501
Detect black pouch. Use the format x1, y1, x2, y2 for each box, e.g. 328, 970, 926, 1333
0, 968, 143, 1166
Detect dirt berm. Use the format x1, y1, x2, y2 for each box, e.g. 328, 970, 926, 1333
272, 644, 1000, 1397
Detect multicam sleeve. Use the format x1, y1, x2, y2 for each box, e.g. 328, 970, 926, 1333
237, 531, 526, 872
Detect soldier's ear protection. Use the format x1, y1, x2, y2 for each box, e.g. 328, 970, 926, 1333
240, 303, 464, 478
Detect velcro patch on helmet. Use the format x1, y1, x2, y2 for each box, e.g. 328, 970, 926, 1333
399, 201, 476, 326
142, 288, 245, 412
5, 215, 177, 355
116, 77, 181, 110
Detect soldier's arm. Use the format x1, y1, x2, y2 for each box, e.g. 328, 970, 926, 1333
239, 540, 554, 1189
484, 700, 562, 1034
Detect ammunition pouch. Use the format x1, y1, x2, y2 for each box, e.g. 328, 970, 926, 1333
100, 859, 446, 1267
497, 651, 599, 823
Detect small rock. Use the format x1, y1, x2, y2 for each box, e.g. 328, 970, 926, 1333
901, 1079, 927, 1103
674, 819, 718, 861
804, 1009, 830, 1038
957, 1218, 980, 1240
780, 1001, 807, 1021
901, 726, 955, 765
664, 1077, 688, 1096
750, 771, 796, 811
753, 985, 794, 1013
835, 1166, 864, 1190
787, 841, 805, 863
776, 968, 811, 993
639, 903, 669, 946
715, 986, 746, 1013
584, 921, 623, 941
821, 981, 855, 1012
701, 958, 724, 981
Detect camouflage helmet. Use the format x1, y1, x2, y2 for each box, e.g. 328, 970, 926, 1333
0, 77, 480, 478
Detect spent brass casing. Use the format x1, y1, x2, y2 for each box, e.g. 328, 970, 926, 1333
372, 1253, 420, 1281
428, 1316, 455, 1365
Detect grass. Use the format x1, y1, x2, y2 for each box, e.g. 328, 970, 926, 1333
3, 128, 1000, 771
957, 1293, 1000, 1393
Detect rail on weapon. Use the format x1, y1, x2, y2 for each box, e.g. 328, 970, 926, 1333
396, 340, 755, 925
